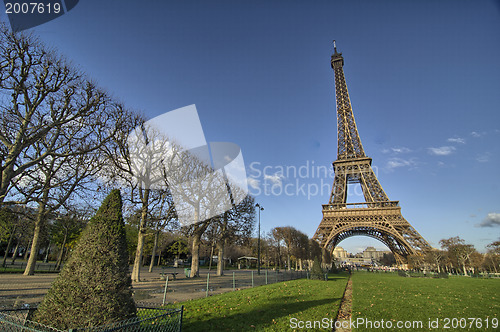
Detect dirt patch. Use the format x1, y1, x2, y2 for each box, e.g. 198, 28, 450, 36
333, 274, 353, 332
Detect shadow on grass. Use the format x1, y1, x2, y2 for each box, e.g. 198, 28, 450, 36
183, 295, 342, 332
328, 275, 348, 281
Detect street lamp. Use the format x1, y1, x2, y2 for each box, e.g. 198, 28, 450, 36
255, 203, 264, 275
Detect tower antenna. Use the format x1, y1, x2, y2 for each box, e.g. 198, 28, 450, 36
333, 40, 337, 53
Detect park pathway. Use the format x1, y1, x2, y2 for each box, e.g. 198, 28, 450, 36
333, 274, 353, 332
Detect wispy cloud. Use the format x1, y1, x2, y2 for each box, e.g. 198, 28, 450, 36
476, 152, 490, 163
264, 173, 284, 187
428, 146, 456, 156
247, 177, 260, 190
476, 213, 500, 228
471, 131, 482, 138
391, 147, 411, 154
382, 147, 411, 154
386, 158, 416, 171
447, 137, 465, 144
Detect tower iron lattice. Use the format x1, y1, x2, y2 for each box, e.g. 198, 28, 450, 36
313, 42, 431, 264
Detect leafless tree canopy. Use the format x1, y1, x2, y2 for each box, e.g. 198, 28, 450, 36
0, 24, 136, 275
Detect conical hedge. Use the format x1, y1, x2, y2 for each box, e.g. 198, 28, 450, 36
310, 256, 325, 280
35, 190, 136, 329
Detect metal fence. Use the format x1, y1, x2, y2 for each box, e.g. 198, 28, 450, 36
0, 306, 183, 332
154, 269, 309, 304
1, 261, 60, 273
0, 268, 310, 308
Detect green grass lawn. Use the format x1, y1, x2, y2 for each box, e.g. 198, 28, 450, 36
179, 273, 348, 331
352, 272, 499, 331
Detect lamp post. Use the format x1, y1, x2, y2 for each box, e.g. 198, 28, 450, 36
255, 203, 264, 275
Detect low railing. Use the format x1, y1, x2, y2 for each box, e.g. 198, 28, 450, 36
323, 201, 400, 210
0, 306, 183, 332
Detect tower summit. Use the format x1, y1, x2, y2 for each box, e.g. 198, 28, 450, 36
313, 43, 431, 264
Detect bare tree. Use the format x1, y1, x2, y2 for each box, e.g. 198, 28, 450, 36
51, 209, 87, 270
484, 241, 499, 273
172, 151, 233, 278
469, 251, 484, 274
293, 231, 309, 270
0, 206, 18, 266
0, 26, 129, 275
424, 249, 446, 273
147, 189, 176, 272
212, 194, 255, 276
0, 26, 121, 205
271, 226, 306, 270
439, 237, 476, 274
103, 119, 181, 282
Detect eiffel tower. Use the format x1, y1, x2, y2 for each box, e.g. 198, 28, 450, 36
313, 42, 431, 264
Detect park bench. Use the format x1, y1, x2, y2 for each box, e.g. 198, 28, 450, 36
160, 271, 179, 280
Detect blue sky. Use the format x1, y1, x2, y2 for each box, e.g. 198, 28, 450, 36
2, 0, 499, 254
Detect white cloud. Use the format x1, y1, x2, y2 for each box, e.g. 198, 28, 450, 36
476, 213, 500, 228
471, 131, 482, 138
428, 146, 456, 156
391, 147, 411, 154
386, 158, 416, 171
447, 137, 465, 144
247, 177, 260, 190
382, 147, 411, 154
264, 173, 284, 187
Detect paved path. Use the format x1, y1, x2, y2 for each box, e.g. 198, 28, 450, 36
0, 267, 305, 308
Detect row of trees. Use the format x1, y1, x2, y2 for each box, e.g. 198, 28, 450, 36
0, 25, 257, 280
0, 24, 132, 276
123, 224, 329, 275
407, 237, 500, 274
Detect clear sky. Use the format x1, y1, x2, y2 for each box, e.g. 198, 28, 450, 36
2, 0, 499, 254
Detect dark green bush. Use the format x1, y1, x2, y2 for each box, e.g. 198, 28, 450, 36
310, 257, 325, 280
35, 190, 136, 329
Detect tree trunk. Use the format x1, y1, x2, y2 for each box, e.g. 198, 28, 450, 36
216, 240, 225, 276
43, 241, 51, 263
131, 188, 150, 282
24, 192, 49, 276
149, 230, 159, 273
55, 231, 68, 270
216, 218, 227, 276
190, 233, 202, 278
321, 247, 328, 270
11, 241, 20, 264
2, 225, 15, 267
189, 219, 209, 278
157, 249, 162, 266
23, 217, 42, 274
23, 238, 32, 261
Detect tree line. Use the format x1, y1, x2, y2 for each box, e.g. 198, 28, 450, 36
0, 24, 259, 280
0, 26, 330, 280
406, 237, 499, 274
